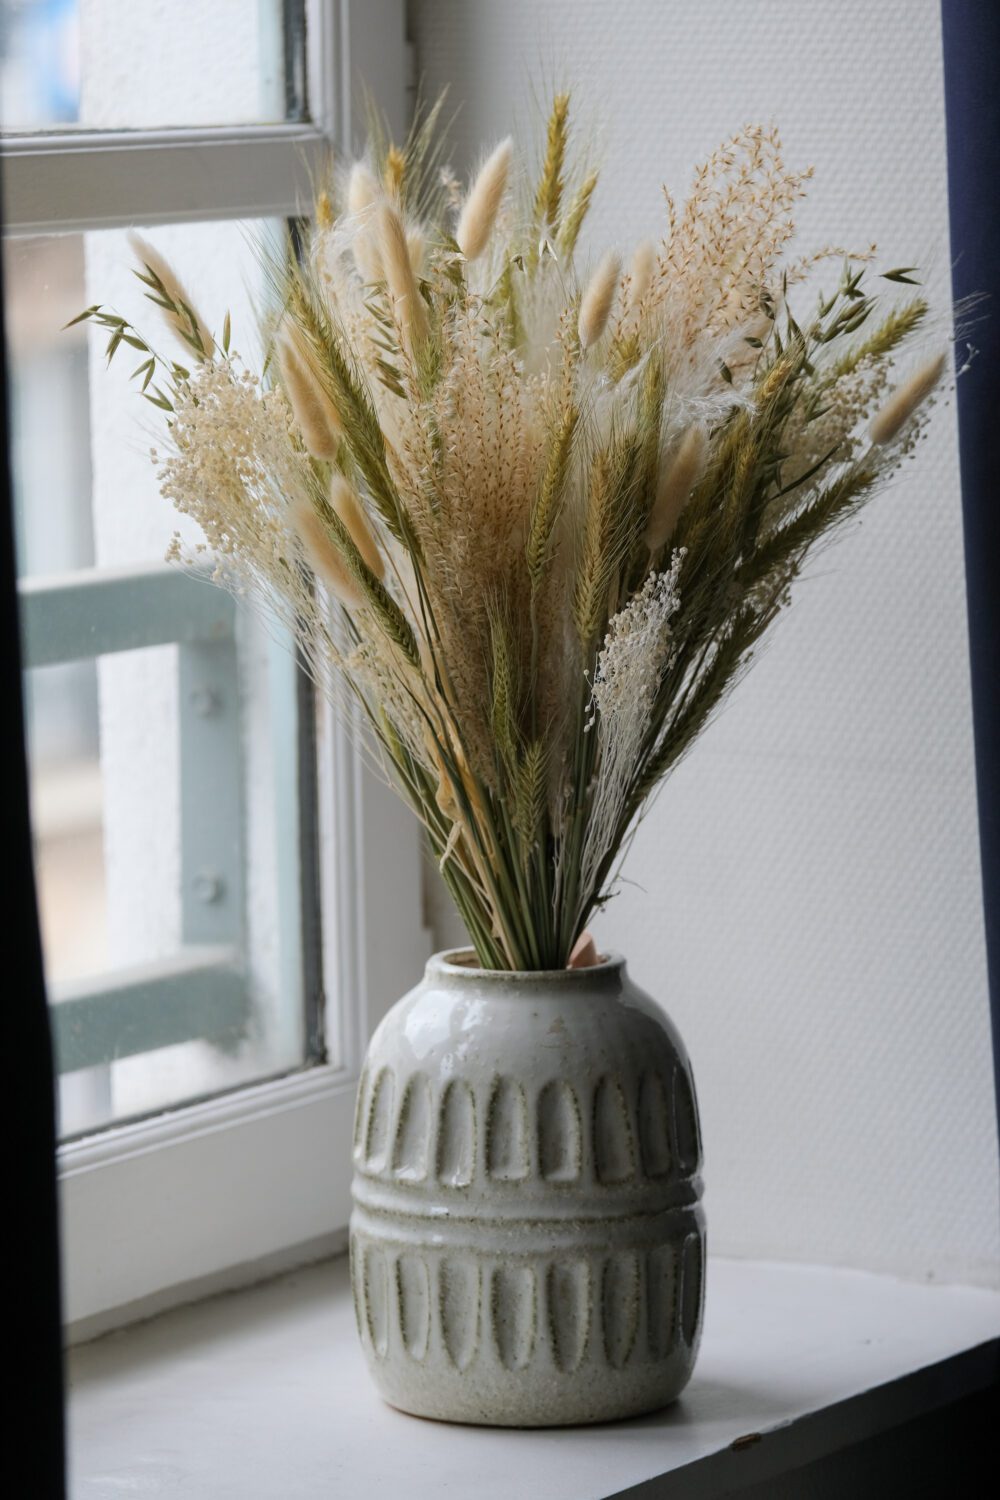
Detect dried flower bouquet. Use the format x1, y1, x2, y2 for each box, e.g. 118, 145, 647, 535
78, 96, 945, 971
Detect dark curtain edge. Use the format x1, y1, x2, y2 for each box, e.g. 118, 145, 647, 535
940, 1, 1000, 1168
0, 172, 67, 1491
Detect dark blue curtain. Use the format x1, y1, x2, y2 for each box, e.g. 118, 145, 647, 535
940, 3, 1000, 1155
1, 187, 66, 1492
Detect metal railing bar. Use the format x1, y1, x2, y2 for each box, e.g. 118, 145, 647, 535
51, 945, 247, 1074
19, 563, 234, 668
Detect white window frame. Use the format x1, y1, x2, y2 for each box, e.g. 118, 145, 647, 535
4, 0, 429, 1338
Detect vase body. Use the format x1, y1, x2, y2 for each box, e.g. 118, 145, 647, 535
349, 950, 705, 1426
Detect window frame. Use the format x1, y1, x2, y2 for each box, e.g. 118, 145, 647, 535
3, 0, 429, 1335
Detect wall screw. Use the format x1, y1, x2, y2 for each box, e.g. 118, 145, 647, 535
193, 871, 224, 904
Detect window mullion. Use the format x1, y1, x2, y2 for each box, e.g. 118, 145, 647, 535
1, 126, 327, 236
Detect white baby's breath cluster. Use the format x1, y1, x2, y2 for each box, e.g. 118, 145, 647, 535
161, 361, 304, 571
579, 551, 685, 903
589, 552, 685, 729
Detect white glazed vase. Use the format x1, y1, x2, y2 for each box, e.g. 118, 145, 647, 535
349, 949, 706, 1426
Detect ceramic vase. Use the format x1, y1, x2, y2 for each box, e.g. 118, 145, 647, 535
349, 949, 705, 1426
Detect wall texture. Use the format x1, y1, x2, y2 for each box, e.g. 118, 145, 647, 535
412, 0, 999, 1285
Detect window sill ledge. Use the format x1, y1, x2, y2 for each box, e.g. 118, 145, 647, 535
68, 1255, 999, 1499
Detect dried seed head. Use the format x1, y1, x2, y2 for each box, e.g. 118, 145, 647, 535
353, 229, 384, 285
346, 163, 384, 281
535, 93, 570, 230
870, 352, 946, 445
578, 251, 621, 349
329, 473, 383, 579
275, 329, 342, 462
456, 138, 513, 261
557, 169, 599, 257
406, 226, 427, 277
627, 240, 656, 313
374, 201, 427, 352
315, 190, 335, 230
347, 162, 380, 216
128, 232, 215, 360
645, 425, 708, 554
384, 145, 406, 199
291, 500, 364, 610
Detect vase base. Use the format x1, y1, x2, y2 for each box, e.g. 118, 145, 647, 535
376, 1377, 690, 1429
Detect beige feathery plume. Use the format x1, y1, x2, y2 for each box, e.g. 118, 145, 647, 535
374, 201, 427, 352
347, 163, 384, 282
329, 473, 383, 579
291, 501, 364, 610
353, 230, 384, 285
578, 251, 621, 349
384, 145, 406, 200
276, 330, 342, 462
645, 425, 707, 554
870, 353, 946, 445
127, 232, 215, 359
627, 240, 656, 313
406, 227, 427, 277
455, 138, 513, 261
347, 162, 380, 215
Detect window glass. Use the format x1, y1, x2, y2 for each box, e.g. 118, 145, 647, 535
0, 0, 300, 132
4, 221, 312, 1138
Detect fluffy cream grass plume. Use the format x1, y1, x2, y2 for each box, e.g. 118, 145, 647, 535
329, 472, 383, 579
627, 240, 656, 313
346, 162, 384, 282
374, 201, 427, 352
275, 327, 341, 462
456, 138, 513, 261
870, 353, 947, 446
291, 499, 365, 611
347, 162, 380, 215
578, 251, 621, 348
127, 232, 215, 359
645, 425, 708, 554
406, 227, 427, 277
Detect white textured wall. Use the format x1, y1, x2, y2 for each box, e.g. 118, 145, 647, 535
412, 0, 999, 1285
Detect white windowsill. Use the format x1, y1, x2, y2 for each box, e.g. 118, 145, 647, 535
68, 1255, 999, 1499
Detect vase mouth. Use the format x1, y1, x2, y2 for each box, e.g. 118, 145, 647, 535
427, 947, 625, 984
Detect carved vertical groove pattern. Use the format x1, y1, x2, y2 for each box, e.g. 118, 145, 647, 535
602, 1252, 641, 1368
435, 1078, 476, 1187
486, 1077, 530, 1180
638, 1071, 673, 1179
646, 1243, 679, 1359
681, 1232, 705, 1349
439, 1259, 481, 1371
352, 1066, 369, 1154
673, 1064, 701, 1174
363, 1244, 389, 1360
546, 1261, 591, 1373
395, 1254, 430, 1361
593, 1075, 636, 1183
537, 1080, 583, 1182
392, 1073, 431, 1181
491, 1266, 537, 1370
364, 1067, 394, 1171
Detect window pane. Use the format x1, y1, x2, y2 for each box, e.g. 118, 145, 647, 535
4, 218, 314, 1138
0, 0, 302, 132
27, 656, 105, 983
